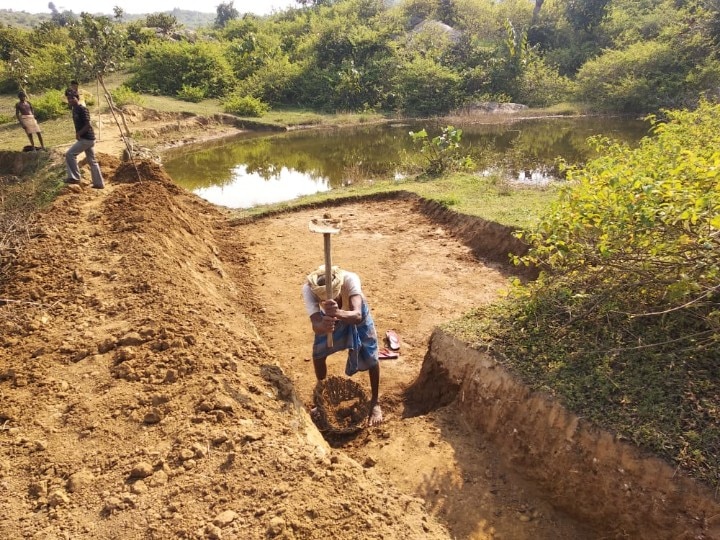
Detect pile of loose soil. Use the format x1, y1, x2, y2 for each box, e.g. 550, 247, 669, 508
0, 162, 450, 539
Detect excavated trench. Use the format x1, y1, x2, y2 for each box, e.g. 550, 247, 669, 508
397, 201, 720, 539
233, 191, 719, 539
404, 331, 719, 539
5, 149, 718, 538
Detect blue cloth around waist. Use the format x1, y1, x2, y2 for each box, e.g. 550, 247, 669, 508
312, 301, 379, 376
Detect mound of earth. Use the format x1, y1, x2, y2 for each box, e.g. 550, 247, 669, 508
0, 162, 450, 539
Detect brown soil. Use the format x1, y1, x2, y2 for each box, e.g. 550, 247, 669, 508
1, 112, 717, 540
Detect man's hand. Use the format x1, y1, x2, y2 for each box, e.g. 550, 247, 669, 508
319, 314, 336, 333
321, 299, 338, 317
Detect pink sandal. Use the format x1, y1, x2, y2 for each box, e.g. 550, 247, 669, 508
378, 347, 399, 360
385, 330, 400, 351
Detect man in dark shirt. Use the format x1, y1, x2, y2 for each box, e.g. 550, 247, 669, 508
64, 89, 105, 189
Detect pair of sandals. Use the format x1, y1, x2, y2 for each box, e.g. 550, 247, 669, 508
379, 329, 400, 360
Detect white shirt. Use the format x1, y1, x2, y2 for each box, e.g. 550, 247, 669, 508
302, 271, 362, 316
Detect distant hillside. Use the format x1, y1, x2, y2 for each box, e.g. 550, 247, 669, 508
0, 8, 215, 29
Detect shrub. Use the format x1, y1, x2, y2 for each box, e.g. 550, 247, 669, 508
235, 55, 303, 106
30, 90, 69, 122
394, 56, 461, 116
110, 85, 144, 107
129, 41, 235, 98
516, 55, 574, 108
223, 94, 269, 117
25, 43, 74, 92
408, 125, 475, 177
574, 40, 685, 112
498, 101, 720, 487
177, 85, 205, 103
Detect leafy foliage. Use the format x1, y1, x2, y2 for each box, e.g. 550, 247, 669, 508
477, 101, 720, 488
215, 2, 240, 29
177, 84, 206, 103
68, 13, 127, 81
394, 55, 461, 116
2, 0, 720, 113
110, 85, 144, 107
28, 89, 68, 122
128, 41, 235, 98
223, 94, 269, 117
408, 125, 475, 177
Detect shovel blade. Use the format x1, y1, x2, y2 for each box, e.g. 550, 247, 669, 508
309, 217, 342, 234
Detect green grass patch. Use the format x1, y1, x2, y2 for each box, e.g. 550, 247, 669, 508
227, 171, 557, 229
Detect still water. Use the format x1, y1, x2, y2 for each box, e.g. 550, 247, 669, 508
163, 116, 650, 209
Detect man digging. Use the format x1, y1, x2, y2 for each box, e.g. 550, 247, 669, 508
302, 265, 383, 426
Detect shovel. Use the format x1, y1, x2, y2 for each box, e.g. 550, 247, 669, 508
309, 215, 343, 347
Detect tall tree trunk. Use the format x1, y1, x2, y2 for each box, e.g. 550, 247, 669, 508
532, 0, 545, 24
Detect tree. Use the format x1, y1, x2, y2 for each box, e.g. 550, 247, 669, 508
146, 13, 179, 36
215, 1, 239, 28
565, 0, 610, 32
532, 0, 545, 24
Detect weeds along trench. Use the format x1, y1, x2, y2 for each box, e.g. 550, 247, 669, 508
406, 331, 720, 539
404, 197, 718, 539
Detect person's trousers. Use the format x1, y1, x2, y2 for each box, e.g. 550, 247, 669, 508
66, 138, 104, 188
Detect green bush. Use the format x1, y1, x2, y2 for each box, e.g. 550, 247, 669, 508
0, 113, 13, 125
176, 84, 206, 103
129, 41, 235, 98
497, 101, 720, 487
235, 55, 303, 106
222, 94, 269, 117
516, 55, 574, 108
110, 85, 144, 107
394, 56, 461, 116
408, 125, 475, 177
574, 40, 685, 112
25, 43, 74, 92
30, 90, 69, 122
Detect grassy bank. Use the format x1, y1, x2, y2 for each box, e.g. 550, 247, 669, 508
228, 171, 557, 230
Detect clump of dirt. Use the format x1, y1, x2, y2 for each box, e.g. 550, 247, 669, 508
111, 160, 176, 184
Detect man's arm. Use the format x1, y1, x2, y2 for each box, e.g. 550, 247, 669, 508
310, 312, 334, 335
322, 294, 362, 324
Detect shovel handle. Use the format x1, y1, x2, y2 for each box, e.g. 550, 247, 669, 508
323, 233, 334, 348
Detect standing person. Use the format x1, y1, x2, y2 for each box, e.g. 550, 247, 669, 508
64, 89, 104, 189
15, 92, 45, 150
302, 265, 383, 426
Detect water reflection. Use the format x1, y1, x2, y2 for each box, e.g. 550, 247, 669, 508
194, 165, 330, 207
163, 116, 649, 209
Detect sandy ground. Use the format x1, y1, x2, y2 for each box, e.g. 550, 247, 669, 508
0, 109, 607, 539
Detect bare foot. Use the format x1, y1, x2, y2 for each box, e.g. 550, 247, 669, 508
368, 404, 383, 426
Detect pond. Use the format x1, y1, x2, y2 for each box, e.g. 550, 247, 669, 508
163, 116, 650, 209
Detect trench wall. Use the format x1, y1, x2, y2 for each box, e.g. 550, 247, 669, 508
409, 330, 720, 540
